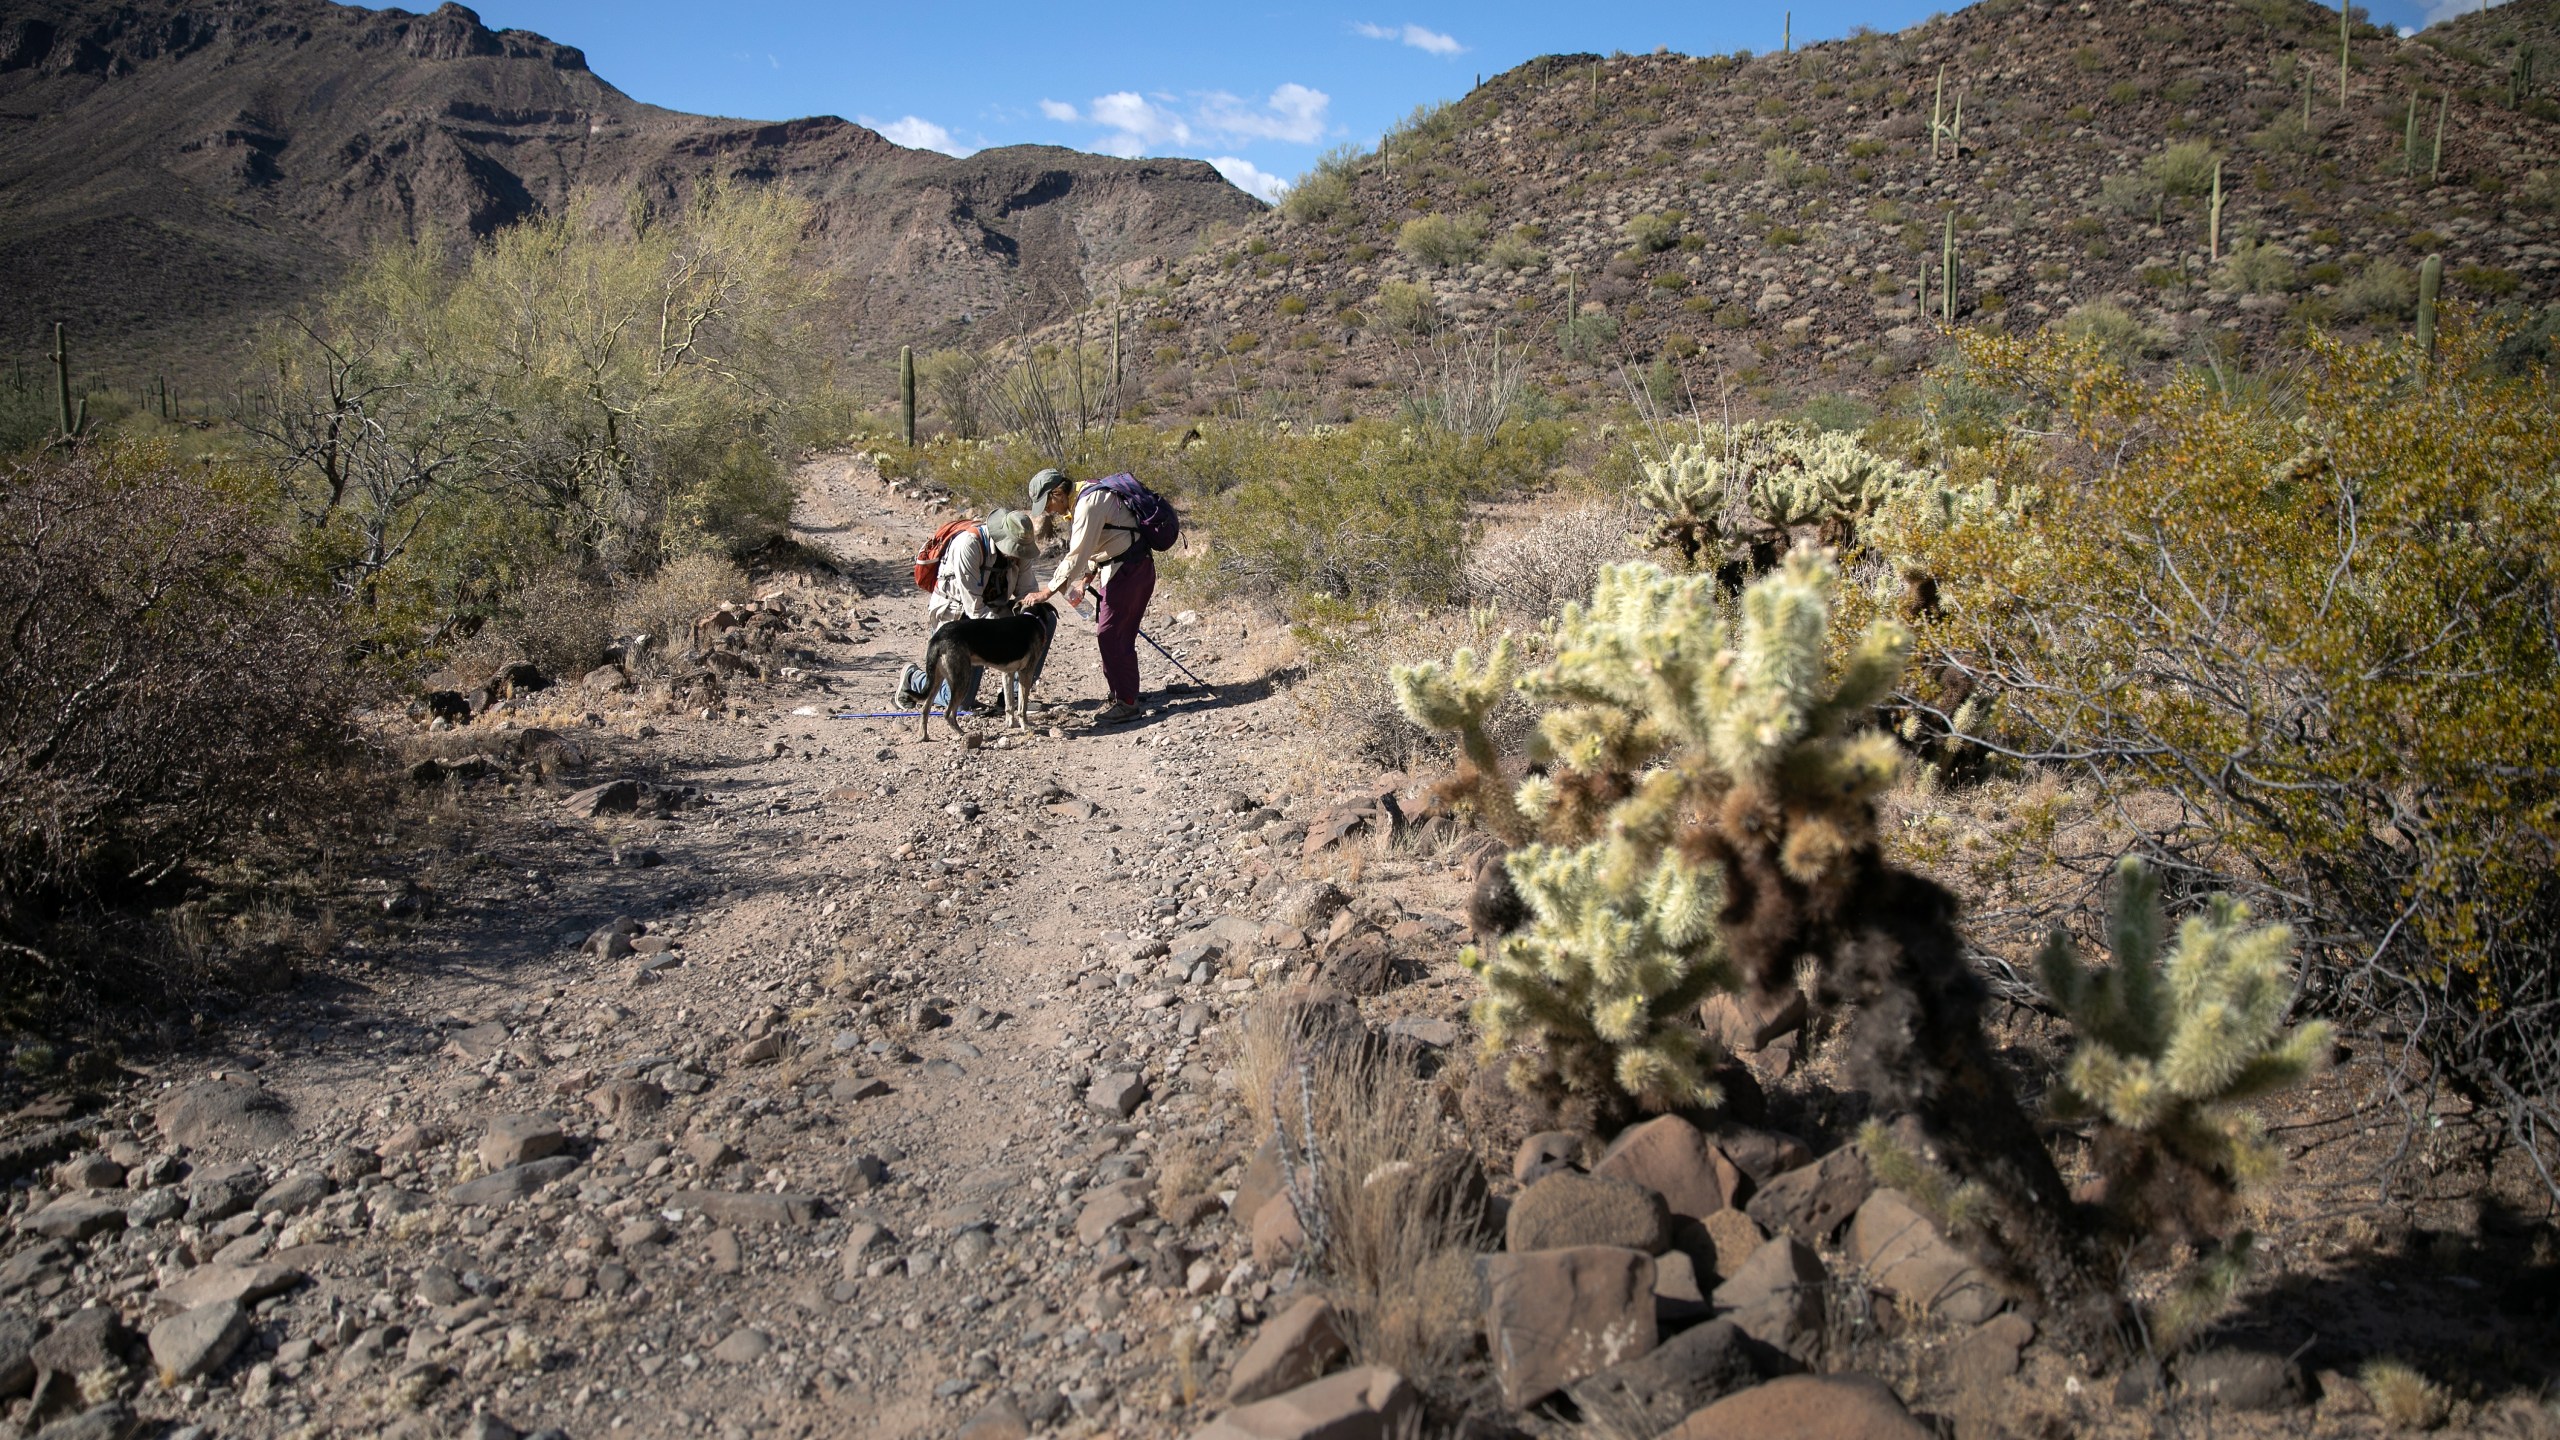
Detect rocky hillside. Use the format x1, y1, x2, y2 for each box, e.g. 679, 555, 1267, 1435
0, 0, 1262, 385
1078, 0, 2559, 419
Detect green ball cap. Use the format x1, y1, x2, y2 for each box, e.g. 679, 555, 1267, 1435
1028, 468, 1069, 504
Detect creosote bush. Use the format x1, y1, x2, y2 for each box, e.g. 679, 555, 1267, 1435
1398, 213, 1488, 269
0, 443, 370, 1018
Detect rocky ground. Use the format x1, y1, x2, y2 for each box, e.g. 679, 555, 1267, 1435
1, 454, 2553, 1440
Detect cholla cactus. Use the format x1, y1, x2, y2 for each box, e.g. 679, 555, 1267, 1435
1745, 428, 1929, 534
1632, 443, 1733, 568
1392, 635, 1526, 844
2037, 857, 2331, 1239
1395, 553, 1912, 1120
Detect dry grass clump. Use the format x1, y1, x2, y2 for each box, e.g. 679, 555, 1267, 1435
615, 553, 750, 670
1233, 996, 1488, 1397
2361, 1359, 2451, 1431
1463, 499, 1640, 621
1293, 610, 1540, 773
491, 568, 617, 682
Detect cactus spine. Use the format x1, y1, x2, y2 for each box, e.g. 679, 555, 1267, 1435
2415, 252, 2442, 367
898, 344, 916, 447
2208, 160, 2223, 261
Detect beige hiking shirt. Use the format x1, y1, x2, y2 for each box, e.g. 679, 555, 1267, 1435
930, 528, 1035, 623
1047, 482, 1139, 591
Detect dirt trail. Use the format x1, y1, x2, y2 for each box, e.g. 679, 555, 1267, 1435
0, 453, 1473, 1440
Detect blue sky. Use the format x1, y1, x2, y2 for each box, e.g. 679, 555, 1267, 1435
462, 0, 2506, 202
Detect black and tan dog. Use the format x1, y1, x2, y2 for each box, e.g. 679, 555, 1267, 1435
918, 602, 1058, 739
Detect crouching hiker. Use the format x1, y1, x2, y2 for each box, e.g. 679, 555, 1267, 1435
1023, 467, 1179, 725
906, 508, 1037, 713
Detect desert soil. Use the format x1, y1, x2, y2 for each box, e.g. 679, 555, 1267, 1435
0, 453, 1471, 1440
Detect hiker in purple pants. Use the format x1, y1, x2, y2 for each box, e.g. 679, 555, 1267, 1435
1024, 467, 1158, 724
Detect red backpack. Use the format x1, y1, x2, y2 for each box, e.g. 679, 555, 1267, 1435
913, 518, 983, 591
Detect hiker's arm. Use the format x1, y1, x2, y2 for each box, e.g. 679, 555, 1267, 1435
942, 534, 991, 617
1046, 493, 1108, 593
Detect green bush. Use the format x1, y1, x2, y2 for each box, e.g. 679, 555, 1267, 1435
2058, 300, 2173, 362
1488, 232, 1546, 271
2214, 240, 2297, 295
1376, 280, 1441, 336
2144, 140, 2222, 196
1283, 146, 1362, 225
1623, 211, 1681, 253
2334, 258, 2417, 320
1398, 213, 1488, 268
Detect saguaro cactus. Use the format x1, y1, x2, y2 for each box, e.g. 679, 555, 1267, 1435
1940, 213, 1957, 322
49, 322, 73, 437
898, 344, 916, 446
2415, 252, 2443, 365
2208, 161, 2223, 261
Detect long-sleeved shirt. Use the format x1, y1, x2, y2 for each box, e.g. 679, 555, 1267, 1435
930, 527, 1035, 623
1046, 482, 1140, 592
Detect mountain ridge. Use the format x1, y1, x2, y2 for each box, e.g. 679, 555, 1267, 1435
0, 0, 1264, 386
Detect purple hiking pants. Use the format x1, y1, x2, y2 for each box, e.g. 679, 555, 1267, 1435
1093, 552, 1156, 707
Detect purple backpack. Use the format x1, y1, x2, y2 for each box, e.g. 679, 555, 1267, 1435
1086, 473, 1181, 552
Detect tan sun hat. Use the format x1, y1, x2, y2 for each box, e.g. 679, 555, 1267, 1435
982, 509, 1035, 560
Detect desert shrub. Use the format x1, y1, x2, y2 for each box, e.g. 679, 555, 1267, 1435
1889, 317, 2560, 1209
1381, 100, 1461, 167
2059, 300, 2173, 362
0, 443, 369, 1014
2335, 258, 2418, 320
915, 349, 987, 438
2359, 1360, 2450, 1430
239, 181, 825, 653
1281, 146, 1361, 225
2100, 171, 2161, 215
1762, 145, 1823, 186
1464, 499, 1640, 619
1623, 211, 1681, 252
2144, 140, 2222, 196
0, 372, 56, 455
1487, 231, 1546, 271
489, 568, 617, 682
2214, 239, 2297, 294
1374, 280, 1441, 337
1397, 213, 1487, 268
1195, 421, 1559, 611
1237, 998, 1488, 1398
1556, 311, 1620, 361
614, 553, 750, 669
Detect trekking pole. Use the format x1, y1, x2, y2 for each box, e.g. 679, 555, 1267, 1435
1070, 597, 1215, 691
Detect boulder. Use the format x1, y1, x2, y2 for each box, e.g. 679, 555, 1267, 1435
1225, 1295, 1346, 1404
1949, 1312, 2034, 1393
1087, 1071, 1149, 1118
1512, 1131, 1592, 1184
1844, 1190, 2002, 1325
154, 1263, 304, 1312
1075, 1183, 1152, 1246
478, 1115, 567, 1172
1593, 1116, 1741, 1222
447, 1156, 581, 1208
1483, 1246, 1658, 1408
1661, 1373, 1931, 1440
1506, 1171, 1672, 1255
253, 1171, 330, 1217
673, 1191, 823, 1228
1232, 1136, 1285, 1225
22, 1196, 127, 1242
30, 1308, 138, 1375
1566, 1319, 1767, 1435
1744, 1148, 1871, 1243
147, 1300, 249, 1382
2176, 1348, 2307, 1411
1711, 1236, 1827, 1363
1192, 1364, 1413, 1440
155, 1079, 294, 1153
1250, 1195, 1305, 1269
1711, 1128, 1817, 1190
957, 1397, 1032, 1440
182, 1163, 266, 1223
1701, 1208, 1769, 1283
0, 1308, 38, 1397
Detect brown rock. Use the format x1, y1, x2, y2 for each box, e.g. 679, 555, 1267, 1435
588, 1079, 668, 1123
155, 1078, 295, 1153
1566, 1319, 1766, 1436
1076, 1183, 1152, 1246
1711, 1128, 1816, 1189
1711, 1235, 1826, 1363
1512, 1131, 1592, 1184
1225, 1295, 1346, 1404
957, 1397, 1032, 1440
682, 1134, 741, 1170
1700, 987, 1809, 1053
1593, 1116, 1740, 1222
1701, 1208, 1768, 1284
477, 1114, 566, 1172
1845, 1190, 2002, 1325
1250, 1195, 1304, 1269
1192, 1365, 1414, 1440
1949, 1312, 2034, 1393
153, 1263, 304, 1312
1233, 1136, 1286, 1226
1483, 1246, 1658, 1408
1662, 1373, 1930, 1440
1506, 1171, 1672, 1255
1744, 1148, 1870, 1243
672, 1191, 821, 1228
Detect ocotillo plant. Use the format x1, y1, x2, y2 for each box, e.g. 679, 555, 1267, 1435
2416, 252, 2443, 365
898, 345, 916, 446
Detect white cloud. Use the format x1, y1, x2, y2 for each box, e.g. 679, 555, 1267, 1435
1090, 91, 1193, 151
1198, 83, 1329, 144
1208, 156, 1290, 203
862, 115, 978, 157
1354, 21, 1464, 56
1038, 98, 1080, 122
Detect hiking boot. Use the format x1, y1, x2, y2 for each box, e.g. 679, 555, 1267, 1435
1094, 702, 1141, 725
